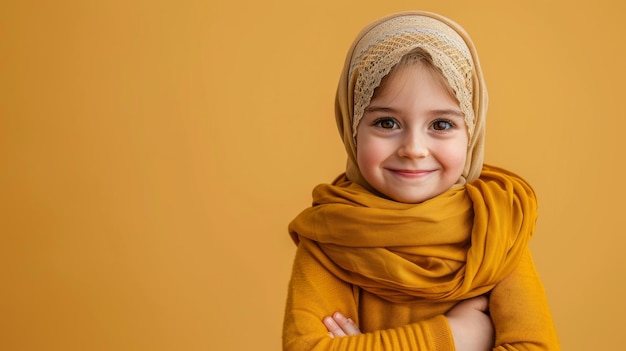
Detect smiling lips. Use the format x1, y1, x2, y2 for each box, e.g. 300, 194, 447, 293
388, 169, 436, 178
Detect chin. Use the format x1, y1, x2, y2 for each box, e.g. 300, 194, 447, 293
388, 193, 431, 204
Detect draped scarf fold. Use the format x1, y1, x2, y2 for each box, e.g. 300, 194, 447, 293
289, 165, 537, 303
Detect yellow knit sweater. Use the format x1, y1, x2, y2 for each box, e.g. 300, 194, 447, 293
283, 167, 560, 350
284, 245, 558, 350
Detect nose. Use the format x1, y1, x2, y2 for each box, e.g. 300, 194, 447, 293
397, 131, 429, 159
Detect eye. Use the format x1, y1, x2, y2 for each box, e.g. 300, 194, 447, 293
431, 119, 455, 131
373, 117, 400, 129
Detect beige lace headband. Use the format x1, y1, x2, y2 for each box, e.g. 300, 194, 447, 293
349, 15, 476, 139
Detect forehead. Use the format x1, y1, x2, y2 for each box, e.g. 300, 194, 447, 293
372, 60, 459, 104
363, 63, 465, 127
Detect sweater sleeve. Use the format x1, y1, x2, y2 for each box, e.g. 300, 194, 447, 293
490, 248, 560, 350
283, 243, 456, 351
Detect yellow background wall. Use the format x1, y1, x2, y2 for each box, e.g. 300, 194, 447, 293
2, 1, 624, 350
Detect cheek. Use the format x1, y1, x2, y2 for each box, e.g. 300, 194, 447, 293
444, 141, 468, 173
356, 142, 373, 171
356, 137, 385, 174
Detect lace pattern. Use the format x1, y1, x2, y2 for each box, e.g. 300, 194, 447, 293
348, 15, 475, 139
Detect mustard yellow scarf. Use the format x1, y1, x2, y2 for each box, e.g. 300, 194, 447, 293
289, 165, 536, 303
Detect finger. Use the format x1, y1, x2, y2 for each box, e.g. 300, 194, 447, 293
333, 312, 362, 336
323, 315, 347, 337
465, 295, 489, 312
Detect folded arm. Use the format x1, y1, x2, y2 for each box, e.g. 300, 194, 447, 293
283, 244, 558, 350
489, 248, 560, 350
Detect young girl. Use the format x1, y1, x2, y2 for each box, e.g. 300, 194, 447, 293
283, 11, 559, 351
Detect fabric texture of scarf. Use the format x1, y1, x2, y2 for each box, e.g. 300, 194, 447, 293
289, 165, 537, 303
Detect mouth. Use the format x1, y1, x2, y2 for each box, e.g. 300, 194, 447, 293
388, 169, 435, 178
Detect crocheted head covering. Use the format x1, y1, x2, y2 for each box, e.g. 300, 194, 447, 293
335, 11, 488, 189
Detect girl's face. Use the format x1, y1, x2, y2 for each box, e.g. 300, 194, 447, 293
356, 63, 468, 203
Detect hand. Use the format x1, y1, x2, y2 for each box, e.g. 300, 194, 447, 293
445, 295, 494, 351
323, 312, 362, 338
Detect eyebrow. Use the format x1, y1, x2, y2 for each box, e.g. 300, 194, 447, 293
364, 105, 464, 118
364, 106, 397, 113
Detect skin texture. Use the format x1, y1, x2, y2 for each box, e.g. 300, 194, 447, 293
355, 63, 468, 204
445, 296, 495, 351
